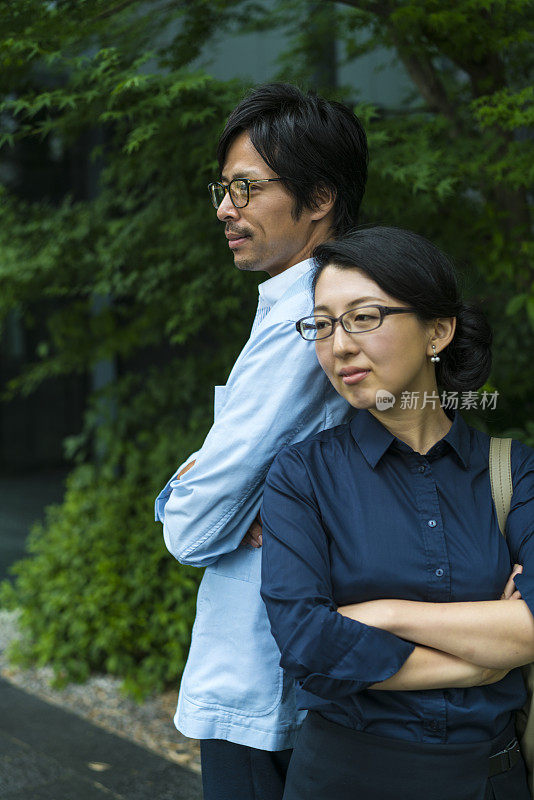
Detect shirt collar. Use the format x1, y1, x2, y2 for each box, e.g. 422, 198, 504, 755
258, 258, 313, 307
434, 411, 470, 468
349, 411, 396, 469
349, 409, 471, 469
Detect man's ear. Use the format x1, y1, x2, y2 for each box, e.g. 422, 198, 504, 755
310, 186, 336, 221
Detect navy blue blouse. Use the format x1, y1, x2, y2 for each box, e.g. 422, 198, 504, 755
260, 410, 534, 744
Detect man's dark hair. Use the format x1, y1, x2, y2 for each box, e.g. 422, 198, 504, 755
217, 83, 368, 235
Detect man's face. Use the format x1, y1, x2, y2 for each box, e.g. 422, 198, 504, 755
217, 131, 330, 277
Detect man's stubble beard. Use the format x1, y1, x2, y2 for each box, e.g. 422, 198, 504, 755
235, 259, 262, 272
233, 240, 266, 273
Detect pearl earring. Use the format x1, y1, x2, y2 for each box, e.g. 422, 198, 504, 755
430, 344, 440, 363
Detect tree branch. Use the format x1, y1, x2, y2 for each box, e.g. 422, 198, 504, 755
93, 0, 142, 20
327, 0, 461, 132
390, 34, 462, 134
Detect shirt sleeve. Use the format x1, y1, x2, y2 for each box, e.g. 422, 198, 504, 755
505, 440, 534, 616
154, 451, 200, 523
260, 445, 415, 700
158, 319, 332, 568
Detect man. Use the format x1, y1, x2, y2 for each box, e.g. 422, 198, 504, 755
155, 83, 368, 800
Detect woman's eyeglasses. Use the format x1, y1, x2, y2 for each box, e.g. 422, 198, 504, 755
296, 305, 417, 341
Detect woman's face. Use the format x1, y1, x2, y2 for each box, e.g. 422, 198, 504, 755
314, 265, 438, 411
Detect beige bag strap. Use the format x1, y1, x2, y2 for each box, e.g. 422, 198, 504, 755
489, 437, 513, 537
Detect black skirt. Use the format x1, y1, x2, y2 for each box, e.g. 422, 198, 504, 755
283, 712, 530, 800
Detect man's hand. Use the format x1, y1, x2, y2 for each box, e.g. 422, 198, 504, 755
176, 460, 196, 480
241, 512, 263, 548
501, 564, 523, 600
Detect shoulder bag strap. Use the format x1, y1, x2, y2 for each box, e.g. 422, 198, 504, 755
489, 437, 513, 538
489, 437, 534, 799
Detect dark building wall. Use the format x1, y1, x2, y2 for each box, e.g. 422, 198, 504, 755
0, 113, 92, 473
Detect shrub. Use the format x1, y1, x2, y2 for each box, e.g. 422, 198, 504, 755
0, 462, 202, 699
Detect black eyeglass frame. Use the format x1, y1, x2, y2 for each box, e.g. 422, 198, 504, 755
208, 178, 284, 209
296, 305, 418, 340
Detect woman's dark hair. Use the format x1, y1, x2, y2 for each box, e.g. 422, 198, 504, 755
312, 226, 492, 392
217, 83, 368, 236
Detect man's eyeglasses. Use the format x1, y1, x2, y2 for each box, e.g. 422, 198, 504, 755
208, 178, 283, 209
296, 305, 417, 341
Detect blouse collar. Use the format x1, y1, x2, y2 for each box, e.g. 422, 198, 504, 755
349, 409, 470, 470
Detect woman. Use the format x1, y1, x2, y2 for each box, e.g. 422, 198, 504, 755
260, 227, 534, 800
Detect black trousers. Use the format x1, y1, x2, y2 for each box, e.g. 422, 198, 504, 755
200, 739, 292, 800
283, 712, 530, 800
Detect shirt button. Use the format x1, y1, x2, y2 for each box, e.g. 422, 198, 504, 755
435, 568, 444, 577
428, 519, 437, 527
419, 465, 426, 473
429, 720, 439, 731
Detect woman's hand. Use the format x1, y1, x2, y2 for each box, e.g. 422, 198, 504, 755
478, 666, 512, 685
501, 564, 523, 600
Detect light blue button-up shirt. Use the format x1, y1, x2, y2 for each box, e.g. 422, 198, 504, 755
155, 258, 354, 750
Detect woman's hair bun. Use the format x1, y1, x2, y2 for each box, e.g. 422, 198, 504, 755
437, 303, 492, 392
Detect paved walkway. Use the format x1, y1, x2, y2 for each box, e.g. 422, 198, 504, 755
0, 678, 202, 799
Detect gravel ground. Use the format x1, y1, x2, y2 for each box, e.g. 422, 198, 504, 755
0, 609, 201, 774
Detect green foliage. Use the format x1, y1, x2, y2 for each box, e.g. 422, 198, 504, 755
0, 354, 218, 696
255, 0, 534, 429
0, 0, 263, 696
1, 0, 533, 695
0, 465, 202, 698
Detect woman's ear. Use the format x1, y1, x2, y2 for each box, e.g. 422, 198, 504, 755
427, 317, 456, 358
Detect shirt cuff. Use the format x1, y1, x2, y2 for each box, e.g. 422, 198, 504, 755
154, 451, 200, 522
297, 624, 415, 699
